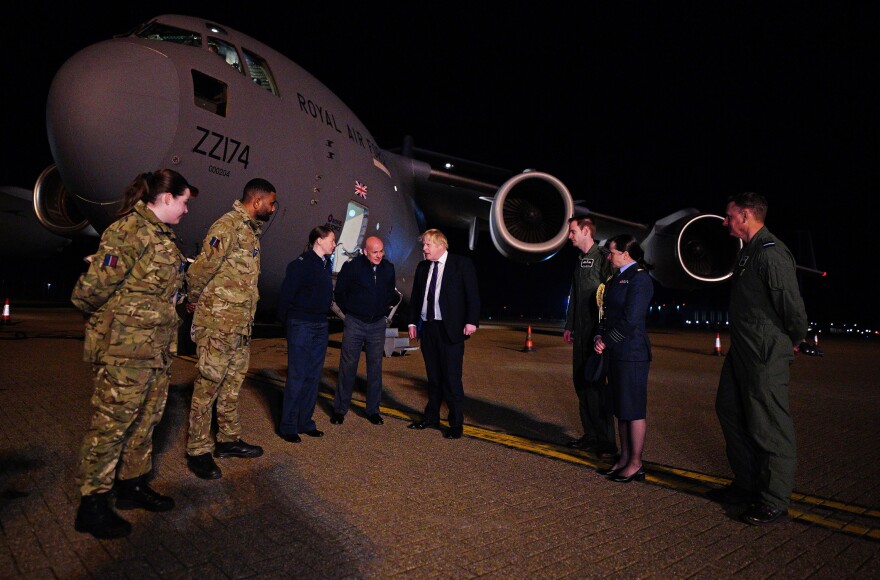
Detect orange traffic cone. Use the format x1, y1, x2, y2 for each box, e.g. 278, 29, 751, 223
522, 325, 535, 352
1, 298, 10, 324
712, 332, 723, 356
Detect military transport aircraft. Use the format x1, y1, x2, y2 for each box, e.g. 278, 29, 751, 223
31, 14, 740, 314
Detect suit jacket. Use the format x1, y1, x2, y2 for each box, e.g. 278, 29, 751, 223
599, 264, 653, 362
408, 253, 480, 344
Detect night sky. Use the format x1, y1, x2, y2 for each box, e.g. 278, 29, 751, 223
2, 3, 873, 326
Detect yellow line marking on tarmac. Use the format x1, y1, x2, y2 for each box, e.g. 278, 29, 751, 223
175, 355, 880, 541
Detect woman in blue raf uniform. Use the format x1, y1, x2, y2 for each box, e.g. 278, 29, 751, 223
593, 234, 654, 483
277, 226, 336, 442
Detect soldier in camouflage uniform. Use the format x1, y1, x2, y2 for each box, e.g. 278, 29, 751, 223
563, 217, 617, 458
709, 192, 808, 525
71, 169, 197, 539
184, 178, 277, 480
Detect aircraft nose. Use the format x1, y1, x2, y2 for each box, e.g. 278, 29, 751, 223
47, 40, 181, 209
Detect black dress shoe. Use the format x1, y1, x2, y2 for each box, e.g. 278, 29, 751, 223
706, 484, 756, 505
366, 413, 384, 425
304, 429, 324, 437
187, 453, 222, 480
281, 433, 302, 443
330, 412, 345, 425
741, 503, 787, 525
608, 467, 646, 483
215, 439, 263, 458
595, 466, 621, 477
565, 436, 597, 450
444, 427, 463, 439
408, 420, 436, 430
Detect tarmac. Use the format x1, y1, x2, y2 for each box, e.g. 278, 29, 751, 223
1, 306, 878, 578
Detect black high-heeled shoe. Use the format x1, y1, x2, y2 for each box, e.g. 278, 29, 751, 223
607, 467, 646, 483
595, 466, 621, 477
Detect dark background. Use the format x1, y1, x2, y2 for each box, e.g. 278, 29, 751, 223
1, 3, 873, 327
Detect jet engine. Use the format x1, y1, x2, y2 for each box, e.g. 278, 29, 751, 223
642, 209, 741, 290
488, 171, 574, 263
33, 165, 90, 236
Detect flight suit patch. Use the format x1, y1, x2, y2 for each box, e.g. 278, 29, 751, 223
581, 258, 594, 268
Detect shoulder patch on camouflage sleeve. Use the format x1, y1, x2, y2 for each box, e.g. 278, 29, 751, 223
101, 254, 118, 267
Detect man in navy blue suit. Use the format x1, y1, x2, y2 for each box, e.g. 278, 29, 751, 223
407, 229, 480, 439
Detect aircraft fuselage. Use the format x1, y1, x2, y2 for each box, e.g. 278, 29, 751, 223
45, 14, 422, 313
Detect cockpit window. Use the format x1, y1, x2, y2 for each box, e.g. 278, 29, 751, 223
192, 70, 228, 117
207, 37, 243, 74
135, 22, 201, 46
242, 48, 279, 96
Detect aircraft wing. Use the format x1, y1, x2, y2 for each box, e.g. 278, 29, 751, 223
0, 186, 73, 258
386, 139, 741, 290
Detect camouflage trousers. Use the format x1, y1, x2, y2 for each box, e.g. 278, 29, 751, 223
187, 326, 251, 456
77, 363, 171, 496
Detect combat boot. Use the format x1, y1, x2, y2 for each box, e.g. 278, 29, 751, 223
187, 452, 222, 479
74, 492, 131, 539
115, 475, 175, 512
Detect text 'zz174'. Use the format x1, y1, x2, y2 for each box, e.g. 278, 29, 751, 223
193, 126, 251, 169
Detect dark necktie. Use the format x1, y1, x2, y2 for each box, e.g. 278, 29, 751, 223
426, 261, 438, 321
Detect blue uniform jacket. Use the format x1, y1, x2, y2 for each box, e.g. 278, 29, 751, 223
334, 254, 397, 323
600, 265, 654, 362
277, 250, 333, 323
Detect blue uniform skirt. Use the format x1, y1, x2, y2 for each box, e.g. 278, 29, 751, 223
608, 359, 649, 420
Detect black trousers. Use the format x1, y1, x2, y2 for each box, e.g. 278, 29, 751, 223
419, 321, 465, 429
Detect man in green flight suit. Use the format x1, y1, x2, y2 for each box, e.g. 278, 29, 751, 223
710, 192, 808, 525
185, 178, 277, 479
562, 216, 616, 458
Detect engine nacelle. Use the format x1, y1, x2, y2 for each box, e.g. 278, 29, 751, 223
33, 165, 90, 236
642, 210, 741, 290
488, 171, 574, 263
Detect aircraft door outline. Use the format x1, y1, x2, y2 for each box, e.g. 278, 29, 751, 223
332, 201, 368, 273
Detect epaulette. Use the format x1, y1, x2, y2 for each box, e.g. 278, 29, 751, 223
762, 241, 776, 248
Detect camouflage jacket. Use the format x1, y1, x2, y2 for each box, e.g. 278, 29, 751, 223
71, 201, 186, 368
187, 200, 262, 334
